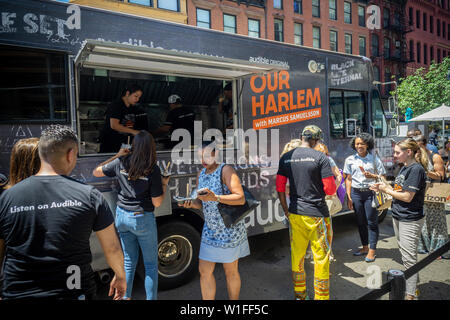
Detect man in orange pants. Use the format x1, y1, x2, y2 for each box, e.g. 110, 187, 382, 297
276, 125, 336, 300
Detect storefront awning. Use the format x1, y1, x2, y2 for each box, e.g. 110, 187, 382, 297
75, 40, 288, 80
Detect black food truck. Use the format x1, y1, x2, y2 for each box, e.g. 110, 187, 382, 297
0, 0, 394, 289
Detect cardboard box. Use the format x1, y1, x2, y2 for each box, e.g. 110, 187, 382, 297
424, 182, 450, 204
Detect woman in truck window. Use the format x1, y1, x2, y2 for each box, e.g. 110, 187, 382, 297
179, 141, 249, 300
93, 130, 169, 300
99, 83, 148, 153
370, 138, 428, 299
343, 133, 385, 263
5, 137, 40, 189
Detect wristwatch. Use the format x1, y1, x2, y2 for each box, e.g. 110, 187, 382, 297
216, 195, 220, 203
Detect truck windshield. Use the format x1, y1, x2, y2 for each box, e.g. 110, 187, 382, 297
371, 90, 388, 137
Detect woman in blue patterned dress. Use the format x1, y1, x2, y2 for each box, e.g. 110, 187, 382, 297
179, 142, 250, 300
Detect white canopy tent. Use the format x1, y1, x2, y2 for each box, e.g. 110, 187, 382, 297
409, 104, 450, 143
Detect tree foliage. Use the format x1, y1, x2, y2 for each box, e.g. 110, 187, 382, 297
394, 57, 450, 116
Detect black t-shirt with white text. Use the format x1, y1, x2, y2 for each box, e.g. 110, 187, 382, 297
0, 175, 114, 299
391, 162, 427, 222
277, 147, 333, 217
102, 158, 164, 213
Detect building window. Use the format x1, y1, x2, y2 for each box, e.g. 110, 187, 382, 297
248, 19, 260, 38
443, 21, 446, 39
312, 0, 320, 18
329, 0, 337, 20
274, 0, 282, 9
424, 43, 428, 65
294, 23, 303, 45
0, 45, 68, 122
430, 45, 434, 62
384, 37, 390, 58
294, 0, 302, 14
383, 8, 390, 28
448, 24, 450, 40
129, 0, 152, 6
430, 16, 434, 34
408, 7, 413, 26
437, 19, 441, 36
223, 14, 236, 34
423, 12, 427, 31
313, 26, 321, 48
359, 36, 366, 56
416, 10, 420, 28
437, 49, 441, 63
330, 30, 338, 51
344, 2, 352, 24
416, 42, 421, 63
274, 19, 284, 42
358, 6, 365, 27
345, 33, 352, 54
196, 8, 210, 29
157, 0, 179, 11
372, 34, 379, 57
409, 40, 414, 61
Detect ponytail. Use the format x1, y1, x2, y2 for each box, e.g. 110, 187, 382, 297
396, 138, 429, 172
415, 146, 429, 172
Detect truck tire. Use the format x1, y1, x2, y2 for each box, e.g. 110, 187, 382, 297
156, 220, 201, 290
378, 209, 388, 223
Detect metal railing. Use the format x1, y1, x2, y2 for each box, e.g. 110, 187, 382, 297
358, 240, 450, 300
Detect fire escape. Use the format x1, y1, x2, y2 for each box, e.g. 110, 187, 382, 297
369, 0, 413, 99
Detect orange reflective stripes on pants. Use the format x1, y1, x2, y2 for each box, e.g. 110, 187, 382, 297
289, 214, 332, 300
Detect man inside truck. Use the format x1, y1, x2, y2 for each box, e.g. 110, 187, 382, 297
152, 94, 195, 149
99, 84, 148, 153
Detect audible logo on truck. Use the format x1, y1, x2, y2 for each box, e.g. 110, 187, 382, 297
250, 71, 322, 130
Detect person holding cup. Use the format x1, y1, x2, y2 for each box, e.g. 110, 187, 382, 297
343, 133, 385, 262
370, 138, 428, 300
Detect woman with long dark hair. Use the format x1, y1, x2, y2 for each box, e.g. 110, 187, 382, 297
99, 83, 148, 153
343, 132, 386, 262
93, 130, 169, 300
370, 138, 428, 299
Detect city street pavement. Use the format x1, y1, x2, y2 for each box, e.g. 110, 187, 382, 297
97, 211, 450, 300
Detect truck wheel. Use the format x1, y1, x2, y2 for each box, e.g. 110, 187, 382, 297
157, 220, 201, 290
378, 209, 388, 223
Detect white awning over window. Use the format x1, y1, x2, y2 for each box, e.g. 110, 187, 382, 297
75, 40, 288, 80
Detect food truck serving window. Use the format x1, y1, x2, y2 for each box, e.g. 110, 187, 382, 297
74, 40, 287, 155
0, 45, 69, 122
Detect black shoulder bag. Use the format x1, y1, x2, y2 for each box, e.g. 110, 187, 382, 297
217, 165, 260, 228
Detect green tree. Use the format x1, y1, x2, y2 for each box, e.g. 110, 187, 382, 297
394, 57, 450, 116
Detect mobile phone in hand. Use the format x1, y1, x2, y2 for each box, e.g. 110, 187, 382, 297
197, 188, 209, 196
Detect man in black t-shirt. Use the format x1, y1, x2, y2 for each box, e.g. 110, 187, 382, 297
276, 125, 336, 300
0, 125, 126, 300
99, 84, 148, 153
152, 94, 195, 149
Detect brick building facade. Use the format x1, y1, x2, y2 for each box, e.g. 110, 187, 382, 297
404, 0, 450, 76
